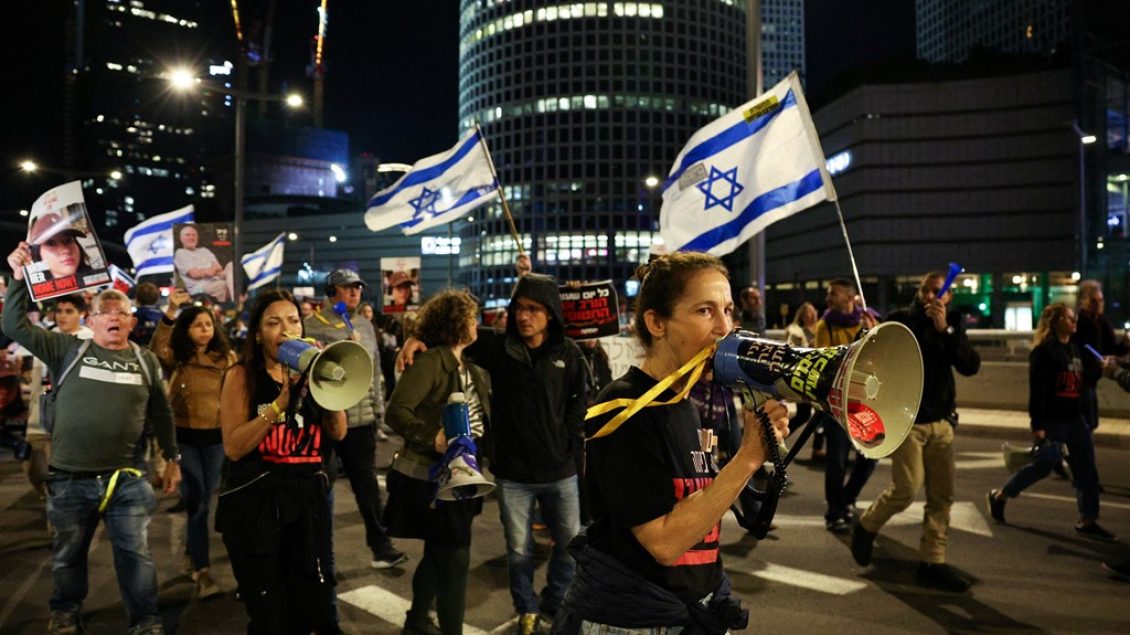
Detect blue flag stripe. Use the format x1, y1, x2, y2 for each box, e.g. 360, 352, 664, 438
135, 255, 175, 272
679, 169, 825, 252
241, 239, 284, 265
123, 211, 195, 242
399, 181, 497, 229
663, 90, 798, 193
247, 264, 282, 285
367, 131, 484, 208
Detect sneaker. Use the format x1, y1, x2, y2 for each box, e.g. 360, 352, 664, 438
1075, 521, 1118, 541
850, 518, 876, 566
127, 619, 165, 635
518, 613, 540, 635
48, 610, 83, 635
193, 568, 223, 600
826, 517, 851, 535
401, 611, 441, 635
1102, 560, 1130, 581
371, 545, 409, 569
915, 562, 971, 593
987, 489, 1006, 523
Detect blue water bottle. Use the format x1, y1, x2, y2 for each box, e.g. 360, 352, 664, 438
442, 393, 471, 440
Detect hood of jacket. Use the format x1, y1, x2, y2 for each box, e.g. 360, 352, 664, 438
507, 273, 566, 345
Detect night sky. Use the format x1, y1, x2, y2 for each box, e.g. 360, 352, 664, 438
1, 0, 913, 209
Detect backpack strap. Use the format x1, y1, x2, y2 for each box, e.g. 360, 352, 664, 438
53, 340, 93, 390
128, 341, 153, 386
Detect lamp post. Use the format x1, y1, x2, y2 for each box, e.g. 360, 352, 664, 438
1072, 122, 1097, 276
167, 68, 303, 296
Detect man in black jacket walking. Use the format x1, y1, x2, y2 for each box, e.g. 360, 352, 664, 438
850, 271, 981, 592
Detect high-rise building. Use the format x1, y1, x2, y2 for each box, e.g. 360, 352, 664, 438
456, 0, 804, 305
64, 0, 232, 247
916, 0, 1071, 63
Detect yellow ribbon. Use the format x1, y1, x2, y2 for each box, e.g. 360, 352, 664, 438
97, 468, 144, 514
585, 342, 717, 440
313, 311, 346, 329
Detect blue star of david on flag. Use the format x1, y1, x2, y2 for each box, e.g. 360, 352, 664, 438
148, 233, 171, 255
696, 165, 745, 212
409, 187, 441, 221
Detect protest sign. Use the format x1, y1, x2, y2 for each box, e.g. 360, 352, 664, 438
23, 181, 110, 301
559, 280, 620, 340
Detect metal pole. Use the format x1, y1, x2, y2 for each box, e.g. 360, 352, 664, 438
233, 94, 246, 297
1079, 140, 1087, 276
745, 0, 765, 295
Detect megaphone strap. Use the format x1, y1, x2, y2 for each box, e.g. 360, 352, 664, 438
585, 343, 716, 441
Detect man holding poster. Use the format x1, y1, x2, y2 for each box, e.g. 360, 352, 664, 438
22, 182, 110, 302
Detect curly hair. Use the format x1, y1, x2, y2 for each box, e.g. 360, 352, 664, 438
632, 251, 728, 350
415, 290, 479, 348
170, 305, 232, 366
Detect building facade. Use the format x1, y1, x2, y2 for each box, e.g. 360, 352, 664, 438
455, 0, 804, 306
916, 0, 1071, 63
65, 0, 233, 247
762, 68, 1129, 329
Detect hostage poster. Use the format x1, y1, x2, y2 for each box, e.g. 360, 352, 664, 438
22, 181, 110, 302
381, 256, 420, 314
559, 280, 620, 340
173, 222, 234, 303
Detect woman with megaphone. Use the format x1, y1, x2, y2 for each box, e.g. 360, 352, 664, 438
385, 289, 492, 635
554, 252, 789, 634
214, 289, 347, 635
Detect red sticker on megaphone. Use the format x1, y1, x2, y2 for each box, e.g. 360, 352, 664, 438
847, 403, 886, 447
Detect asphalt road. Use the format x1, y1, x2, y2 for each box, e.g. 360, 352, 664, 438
1, 432, 1128, 634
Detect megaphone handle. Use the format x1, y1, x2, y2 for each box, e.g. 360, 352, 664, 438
737, 386, 789, 466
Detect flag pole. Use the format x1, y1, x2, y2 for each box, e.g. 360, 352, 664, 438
474, 122, 525, 257
832, 199, 867, 311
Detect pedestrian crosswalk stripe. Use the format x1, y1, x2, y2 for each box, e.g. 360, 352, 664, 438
749, 562, 867, 595
339, 585, 492, 635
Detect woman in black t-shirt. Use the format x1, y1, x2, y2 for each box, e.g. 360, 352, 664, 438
988, 303, 1112, 539
556, 252, 789, 633
215, 289, 347, 634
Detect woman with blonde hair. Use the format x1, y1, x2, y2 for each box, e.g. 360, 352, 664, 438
987, 303, 1113, 539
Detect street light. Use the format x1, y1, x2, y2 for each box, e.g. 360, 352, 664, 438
19, 160, 38, 173
18, 159, 123, 181
643, 175, 660, 189
167, 67, 304, 296
1071, 122, 1095, 275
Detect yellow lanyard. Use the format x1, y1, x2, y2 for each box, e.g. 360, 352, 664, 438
585, 343, 716, 440
313, 311, 346, 329
97, 468, 144, 514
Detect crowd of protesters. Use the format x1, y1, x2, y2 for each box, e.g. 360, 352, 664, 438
2, 241, 1130, 635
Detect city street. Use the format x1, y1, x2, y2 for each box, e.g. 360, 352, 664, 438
1, 432, 1128, 634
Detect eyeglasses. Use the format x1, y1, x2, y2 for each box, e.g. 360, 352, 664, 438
92, 310, 132, 319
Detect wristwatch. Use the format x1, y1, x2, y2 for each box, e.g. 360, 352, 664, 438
165, 453, 182, 464
944, 325, 956, 335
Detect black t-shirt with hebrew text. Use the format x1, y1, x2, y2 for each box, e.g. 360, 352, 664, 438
584, 366, 722, 603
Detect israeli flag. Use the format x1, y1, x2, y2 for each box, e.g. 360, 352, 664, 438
123, 205, 195, 277
364, 128, 499, 236
242, 233, 286, 291
660, 72, 836, 256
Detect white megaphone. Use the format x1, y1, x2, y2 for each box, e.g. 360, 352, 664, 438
713, 322, 924, 459
277, 337, 374, 411
434, 393, 495, 502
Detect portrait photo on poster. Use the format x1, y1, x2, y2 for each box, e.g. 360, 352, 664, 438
173, 222, 234, 304
23, 181, 110, 302
380, 256, 421, 314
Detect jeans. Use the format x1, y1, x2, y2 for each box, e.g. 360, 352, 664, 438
181, 441, 225, 571
823, 415, 877, 523
1080, 386, 1099, 431
581, 622, 683, 635
1002, 417, 1100, 519
859, 421, 955, 564
46, 470, 160, 627
330, 425, 393, 556
496, 476, 581, 615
